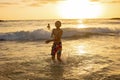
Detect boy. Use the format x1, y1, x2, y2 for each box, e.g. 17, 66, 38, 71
45, 21, 63, 63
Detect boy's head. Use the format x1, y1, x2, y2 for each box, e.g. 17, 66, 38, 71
55, 21, 61, 28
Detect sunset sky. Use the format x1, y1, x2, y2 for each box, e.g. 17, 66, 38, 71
0, 0, 120, 20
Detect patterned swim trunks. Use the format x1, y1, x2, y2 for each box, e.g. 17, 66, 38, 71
51, 42, 62, 56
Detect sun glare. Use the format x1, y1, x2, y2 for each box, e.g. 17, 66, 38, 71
57, 0, 102, 19
76, 20, 88, 28
77, 45, 86, 54
77, 24, 87, 28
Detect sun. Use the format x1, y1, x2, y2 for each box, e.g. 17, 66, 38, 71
57, 0, 102, 19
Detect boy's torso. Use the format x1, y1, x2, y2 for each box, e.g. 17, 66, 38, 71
53, 29, 62, 43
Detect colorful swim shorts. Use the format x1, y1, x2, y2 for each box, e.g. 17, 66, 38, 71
51, 42, 62, 56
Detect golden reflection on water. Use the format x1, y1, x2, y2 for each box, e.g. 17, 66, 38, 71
77, 24, 87, 28
77, 20, 88, 28
76, 45, 87, 55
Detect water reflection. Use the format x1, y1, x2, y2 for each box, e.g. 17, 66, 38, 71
77, 24, 87, 28
49, 64, 64, 80
77, 20, 88, 28
74, 44, 87, 55
78, 45, 87, 55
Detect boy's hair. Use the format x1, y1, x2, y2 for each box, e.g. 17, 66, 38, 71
55, 21, 61, 27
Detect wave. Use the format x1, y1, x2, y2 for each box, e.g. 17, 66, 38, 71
0, 29, 50, 41
0, 28, 120, 41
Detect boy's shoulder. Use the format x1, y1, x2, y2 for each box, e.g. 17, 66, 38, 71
60, 29, 63, 32
52, 28, 63, 32
52, 28, 56, 31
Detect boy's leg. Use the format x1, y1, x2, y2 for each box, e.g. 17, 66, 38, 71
51, 43, 56, 63
57, 51, 62, 62
52, 55, 56, 63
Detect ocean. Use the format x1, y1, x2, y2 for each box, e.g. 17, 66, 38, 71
0, 19, 120, 80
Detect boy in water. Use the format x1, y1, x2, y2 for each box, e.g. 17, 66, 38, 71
45, 21, 63, 63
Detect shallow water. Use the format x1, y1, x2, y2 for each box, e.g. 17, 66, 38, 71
0, 36, 120, 80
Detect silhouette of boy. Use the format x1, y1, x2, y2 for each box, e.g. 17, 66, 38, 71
46, 21, 63, 63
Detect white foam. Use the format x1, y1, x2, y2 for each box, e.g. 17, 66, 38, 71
0, 28, 119, 40
0, 29, 51, 40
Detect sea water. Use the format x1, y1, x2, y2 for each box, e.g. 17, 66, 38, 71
0, 19, 120, 80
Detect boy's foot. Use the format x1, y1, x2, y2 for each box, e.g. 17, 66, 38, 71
58, 61, 65, 65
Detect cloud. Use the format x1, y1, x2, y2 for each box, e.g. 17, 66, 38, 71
0, 2, 19, 7
22, 0, 120, 7
22, 0, 59, 7
0, 0, 58, 7
90, 0, 120, 3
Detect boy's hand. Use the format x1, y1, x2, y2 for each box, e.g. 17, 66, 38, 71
45, 39, 54, 44
45, 40, 50, 44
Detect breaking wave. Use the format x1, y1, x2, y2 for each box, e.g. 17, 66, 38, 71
0, 28, 120, 41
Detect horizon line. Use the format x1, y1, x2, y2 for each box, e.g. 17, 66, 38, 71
1, 17, 120, 21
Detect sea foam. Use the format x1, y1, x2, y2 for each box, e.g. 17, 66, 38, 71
0, 28, 119, 41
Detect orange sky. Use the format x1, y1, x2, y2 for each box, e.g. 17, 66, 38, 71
0, 0, 120, 20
